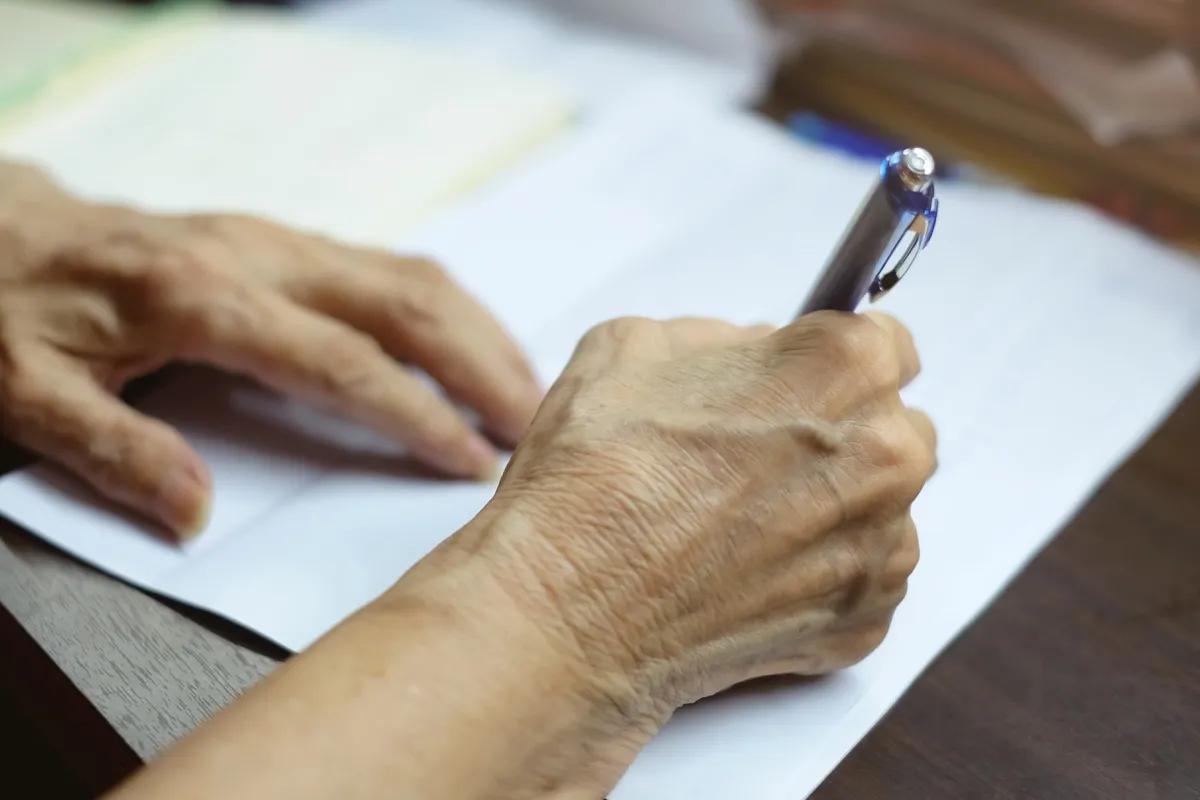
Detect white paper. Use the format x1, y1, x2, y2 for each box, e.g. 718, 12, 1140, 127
310, 0, 772, 110
1, 99, 1198, 797
0, 11, 573, 245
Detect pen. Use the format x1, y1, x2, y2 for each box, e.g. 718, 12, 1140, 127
798, 147, 940, 316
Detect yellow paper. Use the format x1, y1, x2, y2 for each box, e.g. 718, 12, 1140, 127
0, 6, 574, 243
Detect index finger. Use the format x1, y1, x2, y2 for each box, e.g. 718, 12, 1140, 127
183, 291, 498, 480
776, 311, 921, 389
862, 311, 921, 389
310, 260, 544, 448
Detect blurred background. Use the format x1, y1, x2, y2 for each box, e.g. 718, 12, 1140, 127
135, 0, 1200, 246
762, 0, 1200, 246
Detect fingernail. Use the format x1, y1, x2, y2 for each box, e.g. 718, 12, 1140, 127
157, 462, 212, 540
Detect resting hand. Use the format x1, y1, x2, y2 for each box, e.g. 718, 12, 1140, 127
0, 162, 540, 537
417, 312, 936, 794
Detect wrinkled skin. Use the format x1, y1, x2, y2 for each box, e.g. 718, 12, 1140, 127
1, 160, 936, 799
407, 313, 937, 794
0, 161, 542, 535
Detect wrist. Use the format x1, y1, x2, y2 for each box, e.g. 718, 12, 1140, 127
372, 523, 655, 798
115, 529, 651, 800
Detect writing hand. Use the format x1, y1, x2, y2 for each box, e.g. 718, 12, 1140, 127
411, 312, 935, 794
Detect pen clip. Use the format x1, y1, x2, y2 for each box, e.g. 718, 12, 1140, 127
870, 197, 939, 302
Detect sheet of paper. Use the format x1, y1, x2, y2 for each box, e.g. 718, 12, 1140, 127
0, 9, 573, 245
310, 0, 770, 110
2, 100, 1200, 798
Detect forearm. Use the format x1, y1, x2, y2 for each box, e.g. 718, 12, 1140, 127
106, 540, 624, 800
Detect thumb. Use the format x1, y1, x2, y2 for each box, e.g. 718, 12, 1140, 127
0, 350, 211, 539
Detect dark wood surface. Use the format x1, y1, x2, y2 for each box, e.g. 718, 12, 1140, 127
815, 384, 1200, 800
0, 602, 142, 798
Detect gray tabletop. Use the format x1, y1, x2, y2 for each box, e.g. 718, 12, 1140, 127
0, 525, 275, 762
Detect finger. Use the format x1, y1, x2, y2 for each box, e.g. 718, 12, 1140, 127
904, 407, 938, 470
739, 620, 895, 682
772, 312, 919, 391
306, 260, 543, 447
806, 619, 894, 673
880, 515, 920, 591
184, 291, 498, 479
0, 349, 211, 538
862, 311, 921, 388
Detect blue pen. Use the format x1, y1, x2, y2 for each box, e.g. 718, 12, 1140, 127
798, 147, 940, 316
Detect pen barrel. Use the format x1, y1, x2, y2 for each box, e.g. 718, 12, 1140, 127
799, 183, 911, 315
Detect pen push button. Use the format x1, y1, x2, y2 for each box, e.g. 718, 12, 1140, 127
870, 149, 940, 302
798, 146, 940, 316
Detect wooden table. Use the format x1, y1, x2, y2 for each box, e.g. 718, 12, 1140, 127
1, 383, 1198, 799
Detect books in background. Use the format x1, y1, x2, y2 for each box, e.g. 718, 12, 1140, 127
761, 0, 1200, 248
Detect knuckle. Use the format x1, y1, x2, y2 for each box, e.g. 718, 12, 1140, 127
387, 260, 457, 335
597, 315, 656, 339
313, 333, 386, 395
582, 316, 658, 353
848, 622, 892, 662
832, 315, 898, 386
816, 539, 874, 596
403, 256, 452, 288
884, 578, 911, 609
183, 284, 259, 347
189, 212, 263, 237
879, 538, 919, 595
386, 292, 447, 340
863, 415, 936, 480
138, 242, 228, 313
773, 315, 899, 402
530, 373, 595, 439
890, 537, 920, 581
797, 315, 891, 375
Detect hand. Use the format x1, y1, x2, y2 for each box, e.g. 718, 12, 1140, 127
0, 161, 541, 537
420, 312, 936, 794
